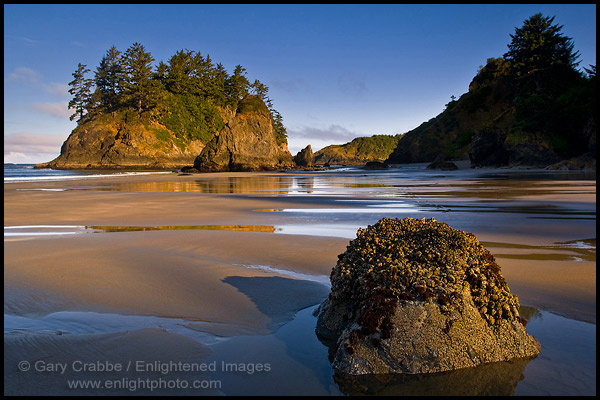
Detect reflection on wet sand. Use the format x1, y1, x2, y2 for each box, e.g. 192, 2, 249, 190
333, 357, 535, 396
421, 202, 596, 219
518, 305, 543, 323
193, 176, 308, 195
484, 238, 596, 262
88, 225, 277, 233
409, 180, 596, 200
106, 175, 397, 195
60, 172, 595, 222
89, 176, 311, 195
66, 176, 300, 194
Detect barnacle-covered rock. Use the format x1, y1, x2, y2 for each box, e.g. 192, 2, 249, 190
315, 217, 540, 375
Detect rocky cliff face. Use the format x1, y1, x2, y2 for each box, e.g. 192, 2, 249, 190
293, 145, 314, 167
193, 96, 293, 172
35, 96, 293, 171
386, 61, 595, 169
35, 112, 205, 170
386, 76, 517, 165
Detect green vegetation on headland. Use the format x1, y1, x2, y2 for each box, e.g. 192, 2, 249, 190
386, 13, 596, 168
314, 134, 403, 166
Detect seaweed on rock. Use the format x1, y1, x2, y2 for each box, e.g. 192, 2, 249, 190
329, 217, 521, 343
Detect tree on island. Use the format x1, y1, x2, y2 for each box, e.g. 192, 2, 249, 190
66, 42, 288, 146
121, 42, 158, 118
225, 65, 250, 108
94, 45, 124, 112
67, 63, 93, 122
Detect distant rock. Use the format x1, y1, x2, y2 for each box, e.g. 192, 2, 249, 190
468, 130, 509, 167
294, 145, 314, 167
363, 161, 388, 170
426, 155, 459, 170
315, 217, 540, 376
504, 142, 562, 167
193, 96, 293, 172
468, 129, 568, 168
314, 134, 402, 166
545, 153, 596, 170
179, 166, 201, 173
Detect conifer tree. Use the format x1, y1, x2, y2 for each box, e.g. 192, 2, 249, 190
166, 49, 195, 94
94, 45, 124, 110
225, 65, 250, 107
504, 13, 580, 77
271, 108, 288, 145
210, 62, 229, 106
154, 61, 168, 85
251, 79, 269, 100
190, 51, 209, 97
121, 42, 158, 117
68, 63, 93, 121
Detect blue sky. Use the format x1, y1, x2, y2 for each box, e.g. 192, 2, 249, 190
4, 4, 596, 163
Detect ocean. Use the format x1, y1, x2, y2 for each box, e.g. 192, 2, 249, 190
3, 164, 171, 183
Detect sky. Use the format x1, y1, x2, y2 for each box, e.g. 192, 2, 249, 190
4, 4, 596, 164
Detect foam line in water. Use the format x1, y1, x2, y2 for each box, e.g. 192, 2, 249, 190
4, 311, 228, 346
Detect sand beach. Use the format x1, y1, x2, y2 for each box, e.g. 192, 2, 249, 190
4, 167, 596, 395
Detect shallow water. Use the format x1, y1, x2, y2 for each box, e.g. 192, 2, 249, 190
5, 303, 594, 396
4, 165, 596, 395
4, 163, 172, 183
179, 303, 596, 396
4, 311, 227, 346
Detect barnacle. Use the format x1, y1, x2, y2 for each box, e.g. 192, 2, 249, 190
329, 217, 521, 344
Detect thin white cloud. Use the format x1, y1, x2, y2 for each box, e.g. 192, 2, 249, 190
33, 102, 71, 118
19, 37, 38, 45
4, 151, 58, 164
287, 124, 361, 143
286, 124, 364, 154
4, 132, 66, 154
4, 151, 35, 163
5, 35, 40, 46
44, 83, 70, 98
4, 151, 29, 163
8, 67, 40, 85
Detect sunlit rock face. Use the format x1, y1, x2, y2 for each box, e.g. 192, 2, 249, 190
35, 116, 206, 170
193, 95, 293, 172
315, 217, 540, 375
293, 145, 314, 167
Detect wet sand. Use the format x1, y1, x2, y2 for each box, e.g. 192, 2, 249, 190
4, 169, 596, 395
